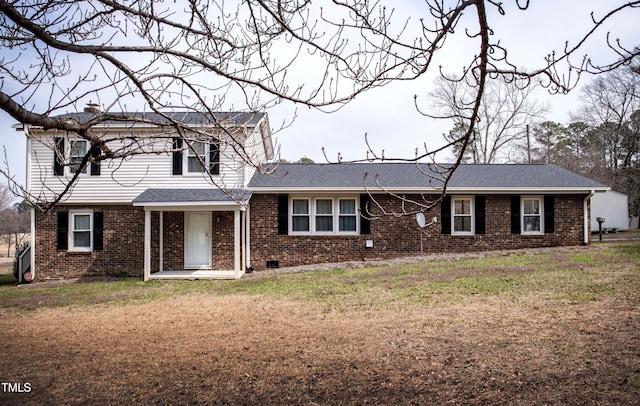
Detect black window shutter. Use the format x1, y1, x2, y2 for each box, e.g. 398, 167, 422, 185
93, 212, 104, 250
172, 138, 183, 175
359, 194, 371, 235
54, 137, 64, 176
441, 196, 451, 235
277, 194, 288, 235
475, 195, 486, 235
57, 211, 68, 250
511, 196, 521, 234
209, 140, 220, 175
544, 195, 555, 234
90, 146, 101, 176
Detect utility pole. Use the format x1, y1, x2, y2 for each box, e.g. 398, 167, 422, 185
526, 124, 531, 164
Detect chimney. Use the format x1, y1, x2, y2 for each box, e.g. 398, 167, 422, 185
84, 102, 100, 114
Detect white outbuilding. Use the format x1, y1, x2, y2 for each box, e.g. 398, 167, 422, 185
591, 190, 630, 232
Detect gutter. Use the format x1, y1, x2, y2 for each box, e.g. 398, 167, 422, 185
583, 190, 595, 245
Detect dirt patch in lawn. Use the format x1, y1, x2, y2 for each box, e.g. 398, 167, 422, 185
1, 285, 639, 405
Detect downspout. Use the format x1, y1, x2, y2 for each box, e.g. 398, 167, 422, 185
583, 190, 595, 245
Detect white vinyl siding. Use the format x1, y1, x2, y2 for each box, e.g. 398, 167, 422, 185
27, 127, 262, 203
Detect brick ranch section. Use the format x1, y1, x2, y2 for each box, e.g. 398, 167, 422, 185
33, 193, 589, 280
248, 193, 590, 270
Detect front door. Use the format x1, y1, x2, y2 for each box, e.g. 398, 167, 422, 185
185, 212, 212, 269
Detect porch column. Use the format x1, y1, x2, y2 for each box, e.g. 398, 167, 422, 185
144, 209, 151, 281
234, 208, 241, 276
159, 211, 164, 272
245, 206, 251, 270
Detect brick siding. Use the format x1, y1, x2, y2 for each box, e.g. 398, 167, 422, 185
33, 193, 589, 279
248, 193, 589, 270
34, 205, 235, 280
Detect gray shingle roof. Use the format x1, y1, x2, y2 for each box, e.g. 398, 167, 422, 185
133, 188, 252, 205
247, 163, 607, 192
52, 111, 265, 127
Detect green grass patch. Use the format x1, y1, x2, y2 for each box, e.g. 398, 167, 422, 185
1, 241, 638, 313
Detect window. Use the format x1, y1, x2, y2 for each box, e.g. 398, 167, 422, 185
452, 196, 474, 235
289, 197, 358, 234
69, 210, 93, 251
69, 140, 88, 174
339, 199, 357, 232
315, 199, 334, 232
522, 196, 543, 234
180, 139, 220, 175
187, 141, 207, 173
291, 199, 310, 232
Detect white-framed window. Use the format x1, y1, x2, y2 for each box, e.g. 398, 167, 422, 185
338, 199, 358, 232
291, 198, 310, 232
187, 141, 207, 173
290, 197, 359, 235
69, 140, 88, 174
521, 196, 543, 234
69, 210, 93, 251
452, 196, 474, 235
315, 198, 334, 233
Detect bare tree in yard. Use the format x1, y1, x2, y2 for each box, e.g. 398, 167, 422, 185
0, 185, 29, 256
572, 63, 640, 214
0, 0, 638, 213
428, 75, 549, 164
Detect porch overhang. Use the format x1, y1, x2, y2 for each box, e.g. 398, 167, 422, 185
132, 188, 252, 281
132, 188, 251, 209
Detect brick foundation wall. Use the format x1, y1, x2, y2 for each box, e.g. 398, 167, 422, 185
34, 206, 236, 280
249, 193, 588, 271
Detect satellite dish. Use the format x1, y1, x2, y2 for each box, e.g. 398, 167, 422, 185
416, 212, 426, 228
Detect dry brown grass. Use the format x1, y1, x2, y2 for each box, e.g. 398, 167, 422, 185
0, 243, 638, 405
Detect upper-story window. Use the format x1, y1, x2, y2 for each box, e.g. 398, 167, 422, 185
69, 140, 88, 174
187, 141, 207, 173
54, 137, 100, 177
173, 138, 220, 175
289, 197, 359, 235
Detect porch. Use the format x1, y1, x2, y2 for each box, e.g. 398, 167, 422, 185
132, 188, 252, 281
149, 269, 239, 280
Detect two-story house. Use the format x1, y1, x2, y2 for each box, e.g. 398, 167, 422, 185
20, 110, 608, 282
22, 110, 272, 281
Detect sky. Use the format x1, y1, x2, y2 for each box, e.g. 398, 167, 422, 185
1, 0, 639, 189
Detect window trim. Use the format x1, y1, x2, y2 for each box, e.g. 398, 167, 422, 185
451, 196, 475, 235
289, 196, 359, 235
68, 209, 93, 252
521, 196, 544, 235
